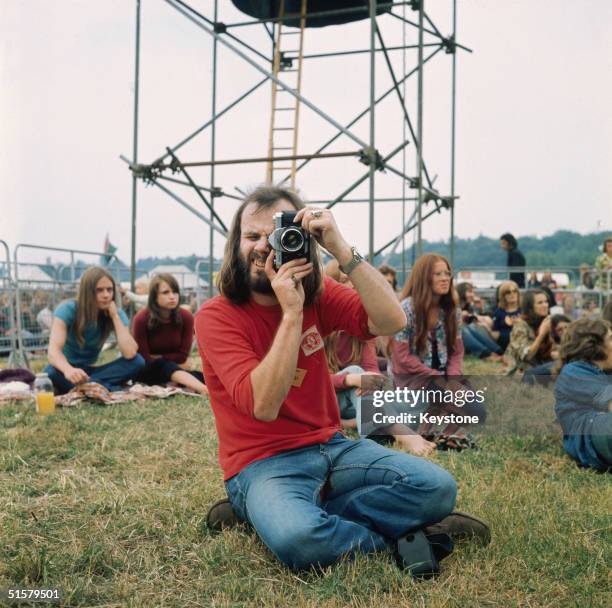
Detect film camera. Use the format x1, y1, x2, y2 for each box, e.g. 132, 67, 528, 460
268, 211, 310, 269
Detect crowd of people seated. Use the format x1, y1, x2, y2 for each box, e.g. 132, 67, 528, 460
1, 186, 609, 581
1, 246, 608, 472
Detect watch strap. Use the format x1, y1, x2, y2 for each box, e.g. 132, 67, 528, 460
339, 246, 364, 275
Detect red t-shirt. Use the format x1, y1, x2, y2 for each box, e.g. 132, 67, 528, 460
133, 307, 194, 364
195, 277, 373, 480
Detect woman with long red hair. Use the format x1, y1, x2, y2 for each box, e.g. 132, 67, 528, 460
391, 254, 486, 449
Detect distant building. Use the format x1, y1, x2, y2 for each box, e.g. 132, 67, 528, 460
148, 264, 209, 291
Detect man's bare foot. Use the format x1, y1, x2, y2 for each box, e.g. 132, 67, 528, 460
395, 434, 436, 456
341, 418, 357, 430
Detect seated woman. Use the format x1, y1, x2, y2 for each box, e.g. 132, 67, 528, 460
551, 314, 571, 345
324, 261, 434, 455
506, 290, 555, 384
492, 281, 521, 352
45, 267, 145, 395
391, 254, 487, 449
554, 317, 612, 471
527, 271, 541, 289
132, 273, 207, 395
456, 282, 503, 361
325, 330, 379, 428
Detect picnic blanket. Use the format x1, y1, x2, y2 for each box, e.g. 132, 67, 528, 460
56, 382, 203, 406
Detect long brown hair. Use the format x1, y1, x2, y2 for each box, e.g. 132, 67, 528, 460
398, 253, 458, 356
74, 266, 116, 347
325, 331, 363, 373
559, 318, 611, 366
147, 273, 183, 331
217, 185, 323, 305
521, 289, 547, 331
521, 289, 553, 360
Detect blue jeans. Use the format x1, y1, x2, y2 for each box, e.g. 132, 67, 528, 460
522, 360, 556, 386
44, 354, 145, 395
335, 365, 364, 421
461, 325, 502, 358
225, 433, 457, 570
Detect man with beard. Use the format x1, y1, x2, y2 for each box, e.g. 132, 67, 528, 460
195, 186, 490, 574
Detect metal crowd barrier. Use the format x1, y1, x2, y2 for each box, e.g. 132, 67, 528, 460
464, 286, 605, 318
194, 259, 217, 309
12, 244, 120, 368
454, 266, 583, 287
0, 240, 19, 365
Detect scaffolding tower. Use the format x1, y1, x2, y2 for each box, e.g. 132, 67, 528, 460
123, 0, 471, 293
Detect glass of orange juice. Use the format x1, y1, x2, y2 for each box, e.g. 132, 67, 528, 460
34, 373, 56, 416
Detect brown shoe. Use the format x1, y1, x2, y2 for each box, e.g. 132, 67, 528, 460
206, 498, 241, 532
424, 511, 491, 546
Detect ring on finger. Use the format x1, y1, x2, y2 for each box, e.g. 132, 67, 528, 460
310, 210, 323, 218
291, 274, 298, 286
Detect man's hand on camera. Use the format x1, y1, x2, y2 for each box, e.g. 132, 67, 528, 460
265, 251, 313, 316
294, 207, 352, 265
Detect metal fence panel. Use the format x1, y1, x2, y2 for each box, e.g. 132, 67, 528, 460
0, 240, 18, 364
12, 244, 122, 368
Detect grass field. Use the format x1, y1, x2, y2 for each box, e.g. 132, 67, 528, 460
1, 358, 611, 607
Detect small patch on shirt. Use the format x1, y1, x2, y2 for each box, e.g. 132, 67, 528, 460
292, 368, 307, 387
300, 325, 324, 356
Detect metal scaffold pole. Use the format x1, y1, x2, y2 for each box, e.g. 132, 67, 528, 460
416, 0, 424, 257
130, 0, 141, 292
368, 0, 377, 263
209, 0, 218, 298
450, 0, 457, 266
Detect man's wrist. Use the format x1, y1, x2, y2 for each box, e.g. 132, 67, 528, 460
338, 246, 364, 276
282, 310, 303, 325
332, 241, 353, 268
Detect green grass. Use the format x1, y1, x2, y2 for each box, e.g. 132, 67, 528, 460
0, 358, 611, 607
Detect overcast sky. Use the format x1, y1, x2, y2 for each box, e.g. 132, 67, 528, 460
1, 0, 611, 266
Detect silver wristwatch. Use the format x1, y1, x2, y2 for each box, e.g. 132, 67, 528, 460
339, 246, 364, 275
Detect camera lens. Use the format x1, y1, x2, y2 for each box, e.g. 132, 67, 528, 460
280, 228, 305, 252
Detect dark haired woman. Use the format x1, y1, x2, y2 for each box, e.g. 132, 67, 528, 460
45, 267, 145, 394
456, 282, 503, 361
550, 314, 571, 345
391, 254, 486, 449
132, 273, 207, 395
506, 290, 555, 384
555, 318, 612, 471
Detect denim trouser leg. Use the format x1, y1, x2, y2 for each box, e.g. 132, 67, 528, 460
44, 364, 75, 395
591, 412, 612, 466
225, 433, 456, 570
335, 365, 364, 421
88, 355, 145, 391
461, 326, 489, 358
472, 325, 503, 355
522, 360, 556, 386
462, 325, 503, 357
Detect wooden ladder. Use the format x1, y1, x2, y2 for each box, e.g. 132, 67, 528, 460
266, 0, 307, 188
